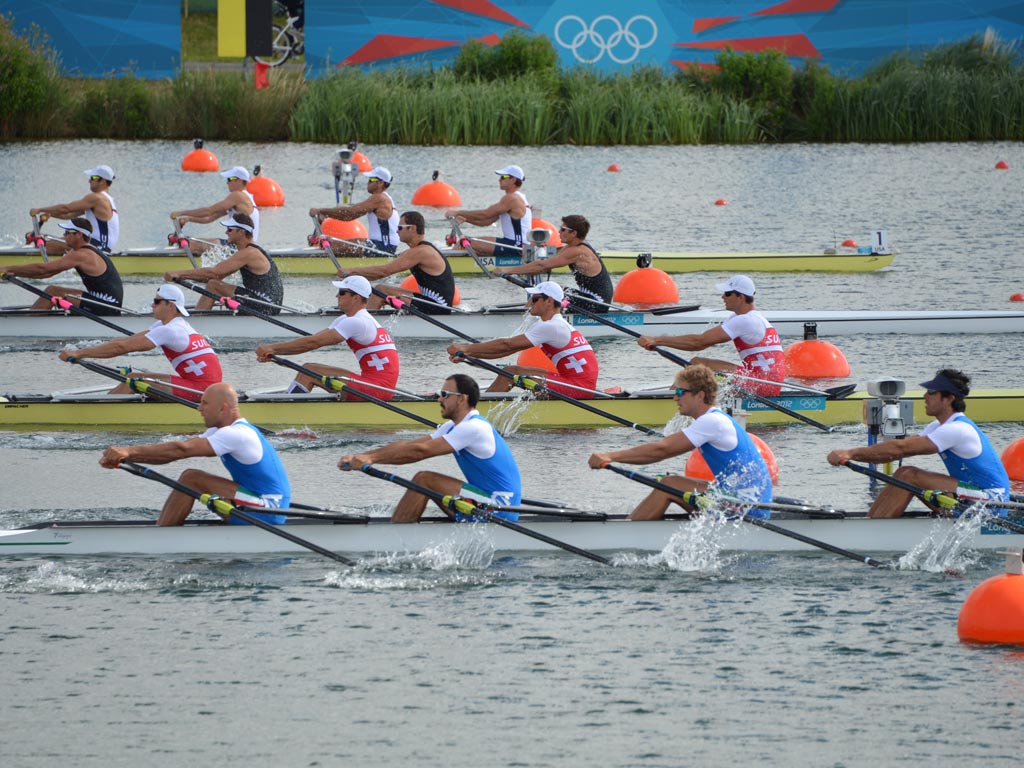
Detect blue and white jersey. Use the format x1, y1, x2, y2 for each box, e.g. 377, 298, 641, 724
498, 191, 532, 246
921, 413, 1010, 493
205, 419, 291, 524
84, 190, 119, 252
433, 411, 522, 505
367, 191, 400, 249
683, 408, 773, 517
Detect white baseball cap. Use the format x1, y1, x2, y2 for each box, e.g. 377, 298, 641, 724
715, 275, 756, 297
362, 167, 392, 184
495, 165, 525, 181
84, 165, 115, 181
58, 220, 93, 237
332, 275, 372, 299
156, 283, 190, 316
220, 215, 254, 234
220, 166, 251, 182
525, 280, 564, 303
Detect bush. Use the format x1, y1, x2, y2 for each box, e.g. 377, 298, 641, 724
454, 30, 558, 82
0, 15, 65, 138
72, 75, 155, 138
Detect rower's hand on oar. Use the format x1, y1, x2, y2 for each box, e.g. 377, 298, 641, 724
827, 450, 852, 467
588, 453, 612, 469
58, 350, 78, 362
636, 335, 659, 350
447, 345, 469, 362
254, 344, 275, 362
100, 446, 130, 469
337, 455, 371, 471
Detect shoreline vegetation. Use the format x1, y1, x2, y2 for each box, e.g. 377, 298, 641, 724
2, 16, 1023, 145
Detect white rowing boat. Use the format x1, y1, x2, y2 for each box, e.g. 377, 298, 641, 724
2, 306, 1022, 340
0, 513, 1018, 556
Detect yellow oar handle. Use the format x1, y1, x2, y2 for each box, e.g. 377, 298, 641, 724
200, 493, 233, 518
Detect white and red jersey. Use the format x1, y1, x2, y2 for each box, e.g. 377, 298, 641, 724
721, 311, 785, 394
328, 309, 400, 384
145, 316, 222, 385
525, 314, 598, 396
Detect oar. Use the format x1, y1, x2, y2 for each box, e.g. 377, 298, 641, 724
447, 217, 492, 278
372, 288, 479, 342
30, 213, 50, 262
456, 352, 661, 436
601, 463, 891, 567
842, 461, 1024, 534
174, 278, 310, 336
308, 214, 344, 271
3, 273, 132, 336
357, 464, 612, 565
170, 217, 200, 268
65, 356, 275, 436
118, 461, 357, 565
496, 275, 834, 431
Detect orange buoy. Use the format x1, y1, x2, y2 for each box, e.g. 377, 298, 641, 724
399, 275, 461, 306
322, 218, 368, 240
411, 178, 462, 207
248, 166, 285, 207
783, 323, 850, 379
685, 434, 779, 484
516, 346, 556, 372
958, 551, 1024, 644
352, 151, 372, 172
612, 268, 679, 306
996, 160, 1009, 170
532, 218, 562, 248
1011, 293, 1024, 302
607, 163, 621, 172
841, 238, 857, 247
714, 198, 727, 206
1002, 436, 1024, 481
181, 138, 219, 172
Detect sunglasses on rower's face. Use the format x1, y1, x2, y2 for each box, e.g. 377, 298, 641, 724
225, 176, 240, 182
88, 175, 103, 181
337, 289, 356, 297
722, 291, 739, 297
397, 224, 415, 230
437, 389, 462, 399
498, 174, 514, 180
152, 297, 170, 305
559, 226, 574, 232
367, 177, 382, 183
674, 387, 692, 397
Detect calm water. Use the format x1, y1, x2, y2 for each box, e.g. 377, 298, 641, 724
2, 141, 1023, 766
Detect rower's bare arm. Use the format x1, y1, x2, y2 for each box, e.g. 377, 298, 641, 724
827, 435, 937, 466
3, 250, 93, 279
599, 432, 694, 466
171, 195, 237, 223
100, 437, 215, 468
256, 329, 343, 360
314, 196, 377, 221
640, 327, 729, 352
61, 334, 154, 361
498, 250, 575, 275
30, 193, 95, 219
338, 435, 444, 468
448, 334, 531, 361
341, 251, 419, 279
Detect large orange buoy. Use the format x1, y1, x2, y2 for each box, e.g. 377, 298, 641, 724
1002, 436, 1024, 481
399, 275, 461, 306
248, 165, 285, 207
352, 151, 372, 172
612, 267, 679, 306
532, 217, 562, 248
516, 346, 556, 372
958, 552, 1024, 644
181, 138, 219, 172
322, 218, 368, 239
685, 433, 779, 484
784, 323, 850, 379
411, 176, 462, 207
841, 238, 858, 248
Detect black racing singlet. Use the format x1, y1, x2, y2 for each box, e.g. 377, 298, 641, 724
410, 242, 456, 315
568, 242, 614, 313
75, 245, 124, 315
239, 244, 284, 315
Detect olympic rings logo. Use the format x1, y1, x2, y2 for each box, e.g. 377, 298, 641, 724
554, 15, 658, 65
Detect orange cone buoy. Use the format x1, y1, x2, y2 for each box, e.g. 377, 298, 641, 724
685, 434, 779, 483
532, 218, 562, 248
612, 267, 679, 306
607, 163, 621, 172
322, 218, 368, 240
399, 275, 461, 306
411, 172, 462, 207
714, 198, 727, 206
516, 346, 556, 372
181, 138, 219, 172
958, 550, 1024, 644
841, 238, 857, 247
1011, 293, 1024, 302
352, 151, 372, 172
784, 323, 850, 379
996, 160, 1009, 170
1002, 437, 1024, 481
248, 165, 285, 207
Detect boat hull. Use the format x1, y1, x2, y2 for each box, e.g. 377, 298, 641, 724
3, 389, 1023, 430
0, 246, 894, 276
0, 515, 1017, 556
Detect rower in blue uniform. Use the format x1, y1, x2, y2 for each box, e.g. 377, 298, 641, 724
588, 364, 773, 519
338, 373, 522, 522
828, 368, 1010, 517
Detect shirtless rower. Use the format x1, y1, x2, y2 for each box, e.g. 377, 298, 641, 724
164, 213, 284, 315
29, 165, 119, 255
445, 165, 532, 257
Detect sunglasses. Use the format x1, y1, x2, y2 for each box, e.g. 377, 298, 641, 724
437, 389, 462, 399
367, 177, 382, 183
498, 174, 514, 179
674, 387, 692, 397
337, 289, 355, 297
558, 225, 573, 232
397, 224, 415, 230
722, 291, 739, 297
88, 175, 104, 181
152, 297, 170, 305
225, 176, 240, 182
225, 226, 246, 233
530, 294, 548, 303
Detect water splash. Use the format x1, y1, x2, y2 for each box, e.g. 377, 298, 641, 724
200, 244, 236, 268
486, 391, 534, 436
897, 511, 985, 573
615, 514, 739, 572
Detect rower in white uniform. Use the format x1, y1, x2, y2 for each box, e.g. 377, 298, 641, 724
445, 164, 532, 257
170, 165, 261, 253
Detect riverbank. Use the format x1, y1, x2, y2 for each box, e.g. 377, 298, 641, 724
3, 18, 1023, 145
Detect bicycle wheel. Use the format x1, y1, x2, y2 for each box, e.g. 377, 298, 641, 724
254, 25, 295, 66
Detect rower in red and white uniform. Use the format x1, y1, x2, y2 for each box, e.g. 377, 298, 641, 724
446, 281, 600, 399
58, 283, 222, 401
636, 274, 786, 396
254, 275, 400, 401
